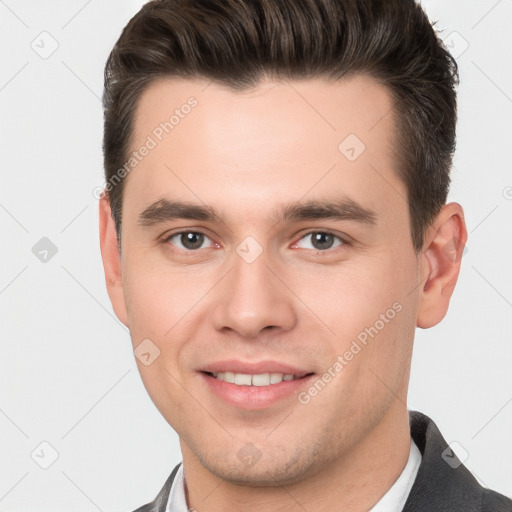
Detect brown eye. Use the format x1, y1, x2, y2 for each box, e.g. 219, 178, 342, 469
296, 232, 344, 251
166, 231, 210, 250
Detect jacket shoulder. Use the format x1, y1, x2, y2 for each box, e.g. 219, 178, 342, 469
404, 411, 512, 512
481, 488, 512, 512
129, 462, 182, 512
132, 504, 154, 512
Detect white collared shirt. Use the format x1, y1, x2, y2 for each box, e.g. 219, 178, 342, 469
368, 437, 422, 511
166, 438, 421, 512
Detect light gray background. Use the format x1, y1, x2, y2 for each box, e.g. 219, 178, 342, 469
0, 0, 511, 510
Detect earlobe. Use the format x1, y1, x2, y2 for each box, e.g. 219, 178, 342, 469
98, 194, 129, 326
416, 202, 468, 329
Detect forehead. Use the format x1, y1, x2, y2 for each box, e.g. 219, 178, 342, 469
125, 74, 405, 226
132, 74, 396, 153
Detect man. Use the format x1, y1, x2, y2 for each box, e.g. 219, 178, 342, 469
98, 0, 512, 510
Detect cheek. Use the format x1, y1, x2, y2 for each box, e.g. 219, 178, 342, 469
123, 261, 195, 420
288, 258, 400, 336
299, 257, 415, 390
121, 255, 215, 395
121, 253, 207, 340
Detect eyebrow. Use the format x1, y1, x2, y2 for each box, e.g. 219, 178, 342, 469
137, 197, 377, 227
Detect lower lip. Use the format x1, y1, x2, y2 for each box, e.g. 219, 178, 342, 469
200, 372, 315, 410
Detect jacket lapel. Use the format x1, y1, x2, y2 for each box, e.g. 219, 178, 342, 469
133, 462, 182, 512
402, 411, 482, 511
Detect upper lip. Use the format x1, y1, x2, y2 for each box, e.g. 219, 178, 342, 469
200, 359, 314, 377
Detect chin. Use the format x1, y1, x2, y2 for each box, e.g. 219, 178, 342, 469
194, 442, 324, 487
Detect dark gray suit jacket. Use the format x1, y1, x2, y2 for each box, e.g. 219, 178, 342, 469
133, 410, 512, 511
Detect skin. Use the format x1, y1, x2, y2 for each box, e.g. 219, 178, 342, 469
99, 74, 467, 511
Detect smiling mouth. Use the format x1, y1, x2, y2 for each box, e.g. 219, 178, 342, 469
202, 371, 315, 386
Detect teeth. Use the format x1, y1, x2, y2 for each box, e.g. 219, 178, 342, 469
222, 371, 236, 383
213, 372, 298, 386
270, 373, 284, 384
234, 373, 252, 386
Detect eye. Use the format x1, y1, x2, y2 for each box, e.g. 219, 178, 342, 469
295, 231, 345, 251
165, 231, 214, 251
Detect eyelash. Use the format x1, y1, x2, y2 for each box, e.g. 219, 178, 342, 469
162, 230, 349, 254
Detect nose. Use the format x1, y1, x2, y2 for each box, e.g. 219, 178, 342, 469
210, 247, 297, 338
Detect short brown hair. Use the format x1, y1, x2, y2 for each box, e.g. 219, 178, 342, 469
102, 0, 459, 253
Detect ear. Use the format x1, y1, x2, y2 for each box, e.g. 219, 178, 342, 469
416, 202, 468, 329
98, 193, 128, 327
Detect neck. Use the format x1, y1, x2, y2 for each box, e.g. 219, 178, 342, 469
180, 399, 411, 512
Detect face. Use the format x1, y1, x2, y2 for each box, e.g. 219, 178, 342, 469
101, 74, 440, 486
